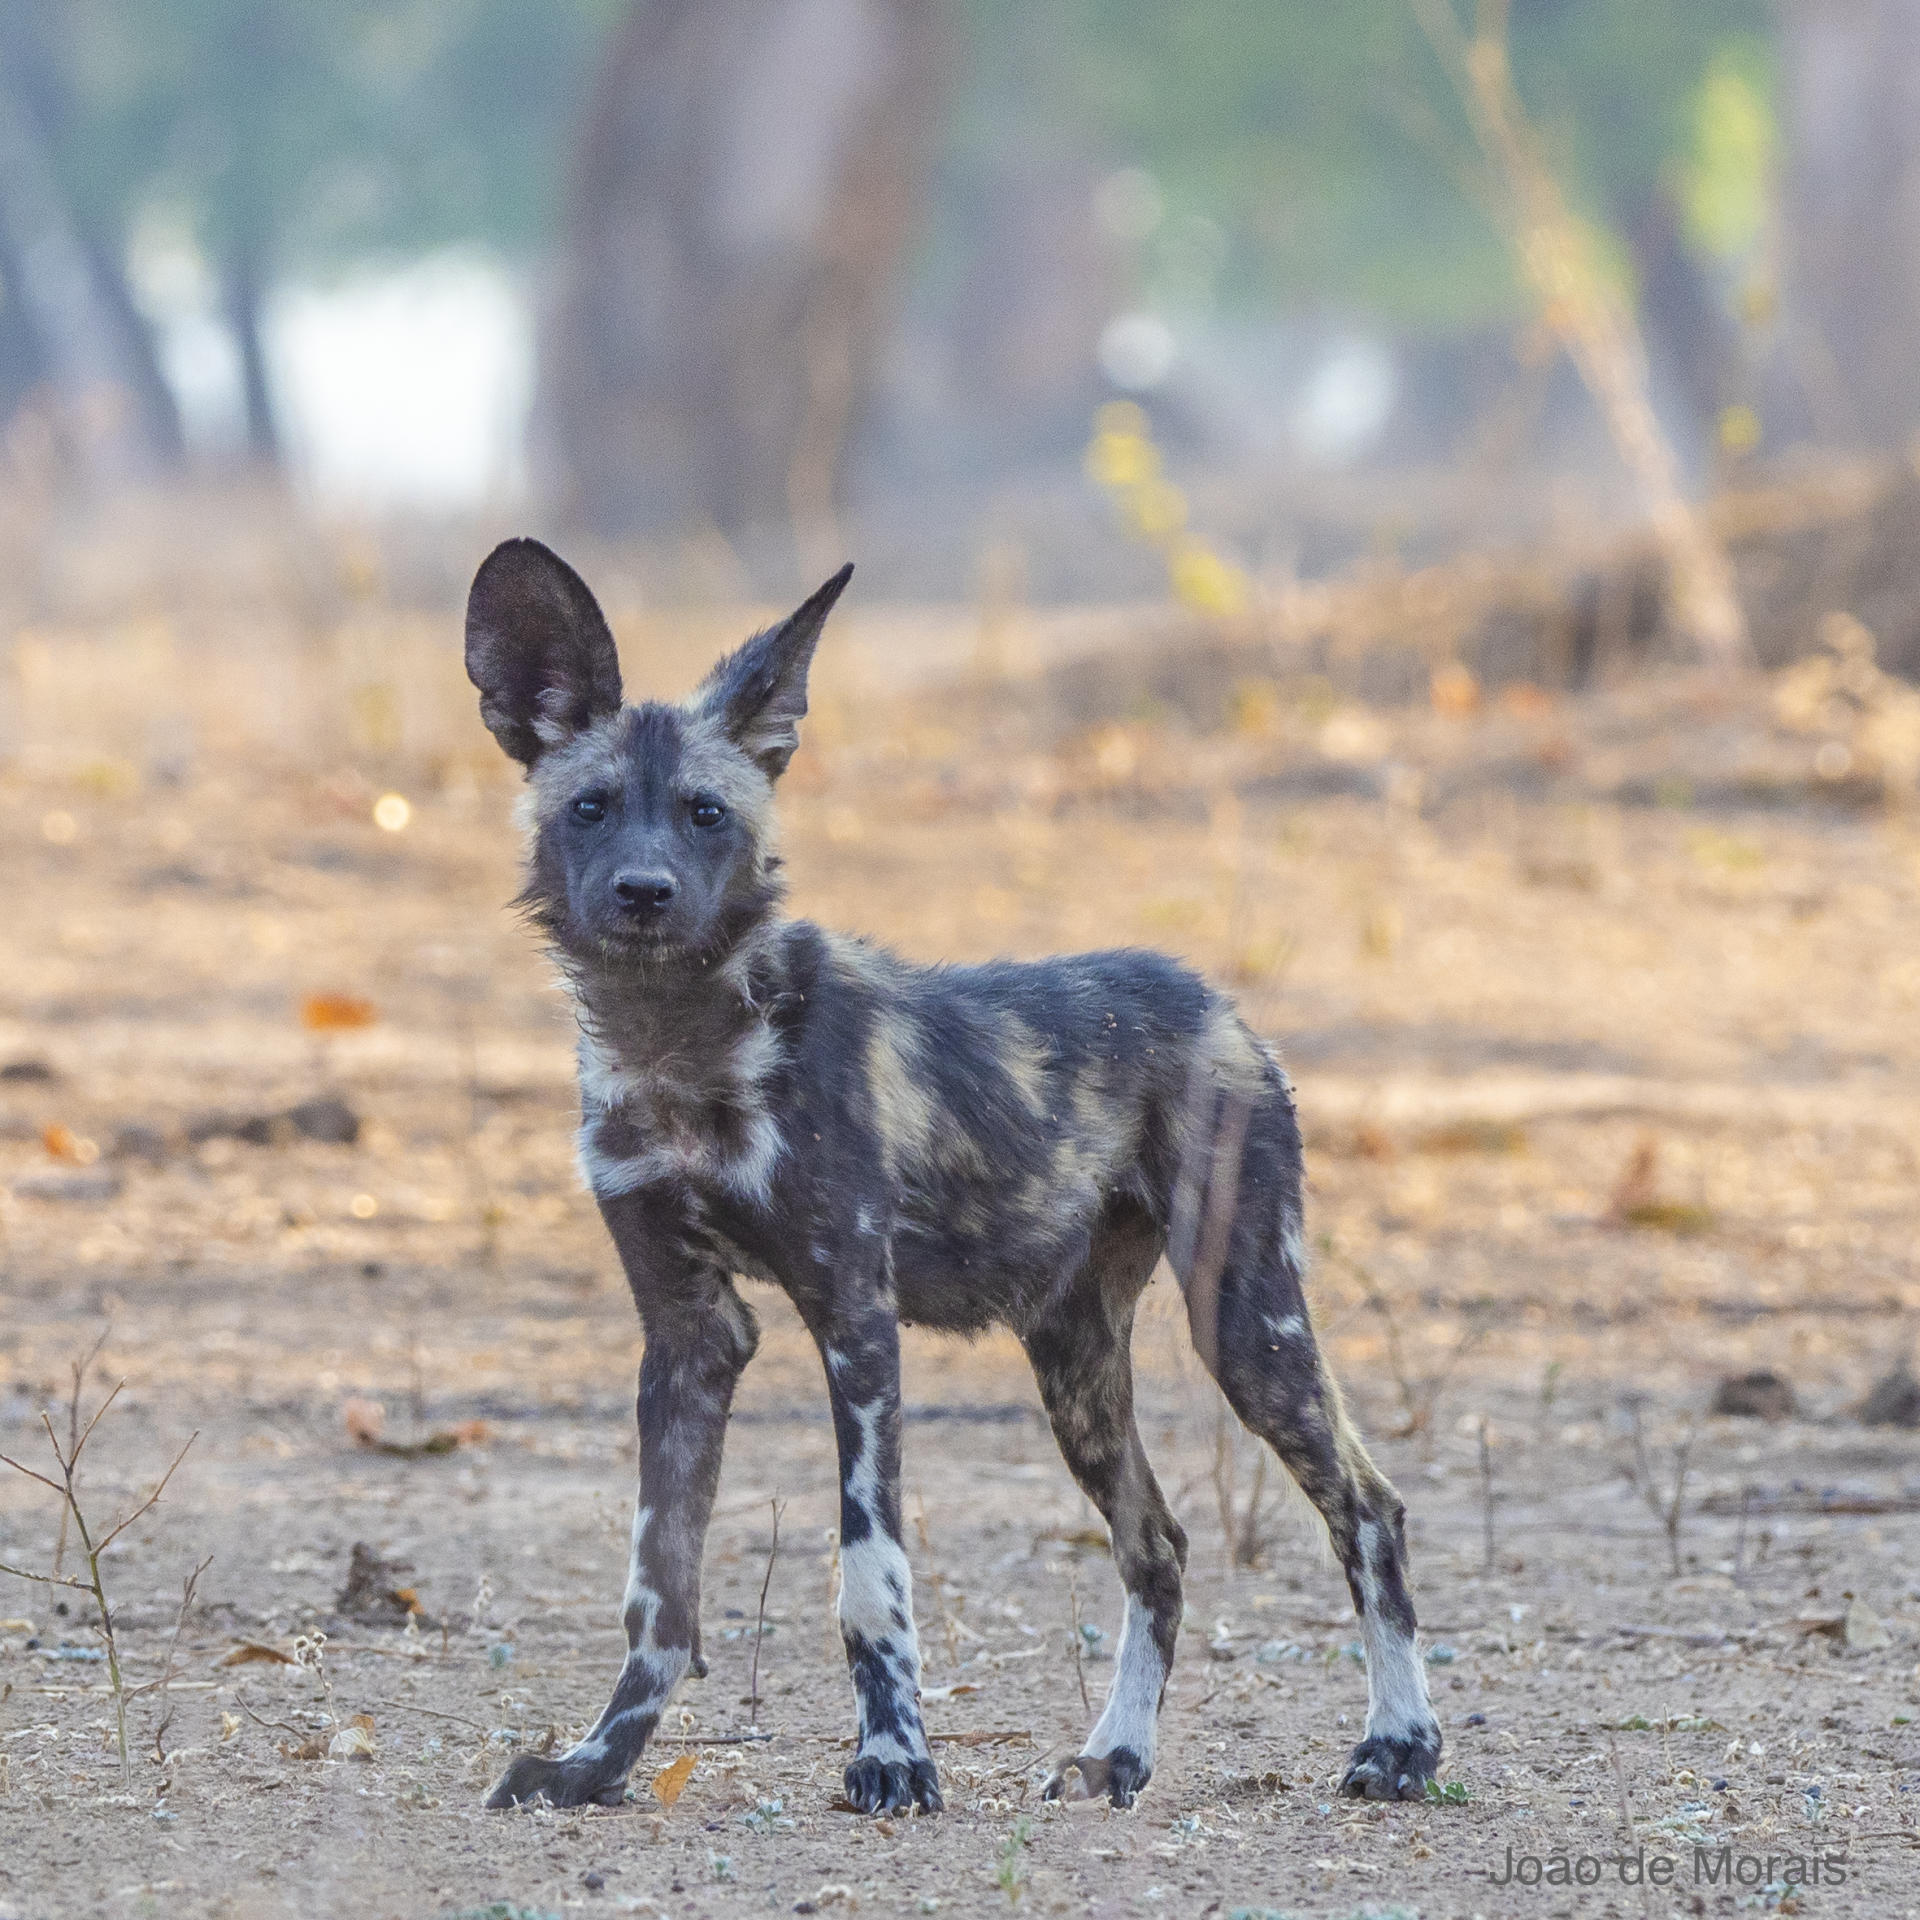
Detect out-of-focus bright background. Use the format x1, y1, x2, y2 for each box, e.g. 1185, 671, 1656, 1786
6, 7, 1920, 1916
0, 0, 1914, 589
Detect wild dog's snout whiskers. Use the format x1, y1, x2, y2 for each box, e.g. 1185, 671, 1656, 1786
463, 537, 1441, 1815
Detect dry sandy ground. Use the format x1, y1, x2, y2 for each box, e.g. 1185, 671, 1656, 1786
4, 608, 1920, 1920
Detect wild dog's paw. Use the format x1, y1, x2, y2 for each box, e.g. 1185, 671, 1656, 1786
1043, 1749, 1151, 1810
1339, 1725, 1443, 1802
485, 1752, 627, 1810
843, 1752, 943, 1815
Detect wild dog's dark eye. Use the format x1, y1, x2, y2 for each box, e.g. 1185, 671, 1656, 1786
572, 793, 607, 823
689, 797, 727, 829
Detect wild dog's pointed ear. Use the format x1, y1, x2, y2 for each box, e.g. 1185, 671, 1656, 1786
465, 538, 624, 768
692, 563, 852, 779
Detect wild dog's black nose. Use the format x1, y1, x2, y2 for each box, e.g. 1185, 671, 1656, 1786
612, 871, 677, 912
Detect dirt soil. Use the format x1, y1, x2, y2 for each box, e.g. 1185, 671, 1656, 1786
4, 606, 1920, 1920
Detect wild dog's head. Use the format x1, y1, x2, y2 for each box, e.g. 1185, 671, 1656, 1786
465, 537, 850, 964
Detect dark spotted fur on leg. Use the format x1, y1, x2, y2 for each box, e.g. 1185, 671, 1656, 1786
487, 1194, 757, 1808
1172, 1075, 1442, 1802
1025, 1208, 1185, 1809
812, 1299, 941, 1814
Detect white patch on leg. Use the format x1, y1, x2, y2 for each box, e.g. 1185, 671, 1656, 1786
566, 1500, 691, 1767
621, 1503, 655, 1633
1083, 1594, 1165, 1767
1355, 1518, 1434, 1744
837, 1531, 913, 1643
830, 1381, 929, 1766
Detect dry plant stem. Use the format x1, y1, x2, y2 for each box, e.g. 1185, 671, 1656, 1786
1323, 1240, 1487, 1445
1607, 1732, 1655, 1920
53, 1325, 111, 1579
1210, 1406, 1271, 1569
1477, 1415, 1496, 1574
0, 1386, 198, 1786
1409, 0, 1749, 668
1067, 1566, 1091, 1717
912, 1492, 973, 1667
145, 1554, 213, 1764
1628, 1406, 1696, 1577
454, 997, 500, 1270
748, 1496, 783, 1730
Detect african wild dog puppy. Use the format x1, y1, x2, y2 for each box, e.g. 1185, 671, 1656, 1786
466, 539, 1442, 1815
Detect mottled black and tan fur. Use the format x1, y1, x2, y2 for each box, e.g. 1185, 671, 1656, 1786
465, 539, 1442, 1817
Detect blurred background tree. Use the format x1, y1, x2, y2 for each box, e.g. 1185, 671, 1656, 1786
9, 0, 1908, 583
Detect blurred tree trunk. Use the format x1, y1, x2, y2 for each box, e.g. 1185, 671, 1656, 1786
1779, 0, 1920, 448
0, 22, 181, 485
221, 229, 281, 469
546, 0, 950, 570
1623, 185, 1730, 482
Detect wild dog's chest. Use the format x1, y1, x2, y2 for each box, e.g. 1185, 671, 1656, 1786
575, 1022, 785, 1206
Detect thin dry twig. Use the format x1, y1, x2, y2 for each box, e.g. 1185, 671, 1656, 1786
54, 1326, 113, 1578
0, 1364, 199, 1787
1209, 1406, 1272, 1569
1627, 1404, 1696, 1577
1322, 1239, 1488, 1444
748, 1496, 783, 1731
143, 1554, 213, 1763
1067, 1566, 1091, 1717
1477, 1415, 1496, 1574
912, 1491, 976, 1667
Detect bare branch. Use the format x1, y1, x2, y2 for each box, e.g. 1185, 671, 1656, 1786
0, 1447, 65, 1495
96, 1431, 199, 1555
747, 1496, 783, 1730
0, 1560, 91, 1591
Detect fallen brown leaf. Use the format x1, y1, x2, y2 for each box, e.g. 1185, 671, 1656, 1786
219, 1641, 296, 1667
652, 1751, 696, 1807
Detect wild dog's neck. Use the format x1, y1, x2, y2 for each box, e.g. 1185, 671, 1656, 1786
563, 920, 786, 1083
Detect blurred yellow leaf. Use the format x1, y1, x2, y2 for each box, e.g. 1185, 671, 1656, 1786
301, 993, 376, 1032
652, 1752, 697, 1807
1168, 539, 1249, 617
42, 1124, 99, 1165
1429, 662, 1480, 719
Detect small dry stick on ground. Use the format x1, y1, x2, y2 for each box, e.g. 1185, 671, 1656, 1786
912, 1491, 976, 1667
1627, 1404, 1697, 1577
748, 1496, 783, 1730
1732, 1484, 1754, 1585
141, 1553, 213, 1764
0, 1377, 198, 1786
52, 1324, 112, 1578
1477, 1415, 1496, 1574
1607, 1732, 1655, 1920
1321, 1239, 1488, 1445
1209, 1403, 1270, 1568
1067, 1565, 1091, 1717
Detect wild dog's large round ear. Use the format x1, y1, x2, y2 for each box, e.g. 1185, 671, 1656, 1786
691, 562, 853, 780
465, 538, 624, 769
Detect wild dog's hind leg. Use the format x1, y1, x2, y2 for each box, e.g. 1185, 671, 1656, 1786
1178, 1095, 1442, 1802
1025, 1213, 1186, 1810
488, 1197, 756, 1809
811, 1299, 941, 1815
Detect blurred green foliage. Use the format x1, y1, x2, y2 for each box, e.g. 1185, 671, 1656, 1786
26, 0, 623, 268
958, 0, 1776, 323
19, 0, 1774, 323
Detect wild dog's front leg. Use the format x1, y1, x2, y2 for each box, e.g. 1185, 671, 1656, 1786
817, 1307, 941, 1815
488, 1227, 757, 1808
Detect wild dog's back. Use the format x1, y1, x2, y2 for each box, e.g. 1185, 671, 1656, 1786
793, 928, 1300, 1334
